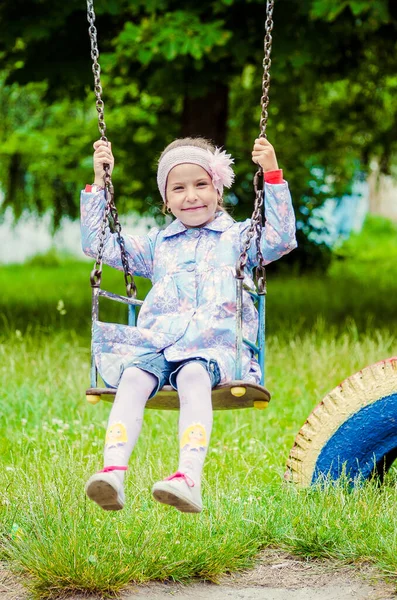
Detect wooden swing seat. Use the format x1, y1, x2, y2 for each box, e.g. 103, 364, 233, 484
86, 381, 270, 410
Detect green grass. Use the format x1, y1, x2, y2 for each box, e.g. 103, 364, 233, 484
1, 215, 397, 597
2, 217, 397, 336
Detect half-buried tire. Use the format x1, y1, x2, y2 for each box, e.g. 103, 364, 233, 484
285, 357, 397, 486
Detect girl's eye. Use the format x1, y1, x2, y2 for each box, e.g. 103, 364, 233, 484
173, 186, 183, 191
197, 182, 207, 187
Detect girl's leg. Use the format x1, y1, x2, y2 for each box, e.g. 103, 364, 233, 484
152, 361, 213, 513
103, 366, 157, 474
177, 362, 213, 483
86, 366, 157, 510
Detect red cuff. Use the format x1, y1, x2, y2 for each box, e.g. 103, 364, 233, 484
85, 184, 93, 192
264, 169, 284, 184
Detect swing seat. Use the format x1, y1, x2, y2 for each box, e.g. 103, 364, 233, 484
87, 289, 269, 411
86, 381, 270, 410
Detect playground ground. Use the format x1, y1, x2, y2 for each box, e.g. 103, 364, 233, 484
1, 216, 397, 599
2, 549, 396, 599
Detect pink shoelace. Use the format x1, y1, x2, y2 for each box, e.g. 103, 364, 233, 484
165, 471, 195, 487
99, 466, 128, 473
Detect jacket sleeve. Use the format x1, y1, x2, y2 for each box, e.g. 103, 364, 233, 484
239, 180, 297, 270
80, 189, 158, 280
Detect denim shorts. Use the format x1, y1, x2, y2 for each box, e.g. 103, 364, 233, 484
123, 353, 221, 399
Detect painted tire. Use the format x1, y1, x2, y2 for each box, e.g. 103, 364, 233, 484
285, 357, 397, 486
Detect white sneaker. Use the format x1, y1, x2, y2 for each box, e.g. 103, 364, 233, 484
85, 470, 125, 511
152, 472, 202, 513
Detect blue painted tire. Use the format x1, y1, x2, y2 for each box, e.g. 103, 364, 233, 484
285, 358, 397, 486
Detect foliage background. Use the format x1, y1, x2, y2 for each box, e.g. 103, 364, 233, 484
0, 0, 396, 266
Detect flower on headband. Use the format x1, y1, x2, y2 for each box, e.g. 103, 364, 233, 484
206, 148, 235, 193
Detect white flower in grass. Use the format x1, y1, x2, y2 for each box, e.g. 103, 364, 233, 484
21, 418, 27, 426
15, 330, 23, 340
56, 300, 67, 315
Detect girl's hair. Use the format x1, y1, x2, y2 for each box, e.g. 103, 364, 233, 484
159, 136, 216, 160
159, 137, 226, 213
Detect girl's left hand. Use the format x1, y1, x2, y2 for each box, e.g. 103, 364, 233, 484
252, 138, 279, 172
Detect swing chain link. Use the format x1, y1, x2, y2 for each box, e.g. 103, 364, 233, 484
236, 0, 274, 295
260, 0, 274, 137
90, 196, 111, 287
87, 1, 106, 141
87, 0, 137, 298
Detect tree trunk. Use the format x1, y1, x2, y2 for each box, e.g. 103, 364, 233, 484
181, 84, 228, 147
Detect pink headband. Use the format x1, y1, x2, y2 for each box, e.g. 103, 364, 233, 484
157, 146, 235, 202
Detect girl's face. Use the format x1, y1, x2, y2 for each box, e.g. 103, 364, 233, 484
166, 163, 219, 228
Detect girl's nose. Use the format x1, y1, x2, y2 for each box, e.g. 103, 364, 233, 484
185, 188, 198, 202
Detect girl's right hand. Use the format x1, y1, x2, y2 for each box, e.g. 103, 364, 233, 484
93, 140, 114, 185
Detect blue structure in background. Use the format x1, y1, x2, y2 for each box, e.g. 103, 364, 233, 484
304, 179, 369, 247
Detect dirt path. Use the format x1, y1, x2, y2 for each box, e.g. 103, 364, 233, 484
126, 584, 389, 600
126, 551, 395, 600
1, 551, 396, 600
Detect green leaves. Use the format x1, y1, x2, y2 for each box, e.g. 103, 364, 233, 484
116, 12, 230, 63
310, 0, 390, 22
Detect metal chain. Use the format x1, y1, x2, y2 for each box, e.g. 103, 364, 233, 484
236, 0, 274, 294
87, 0, 137, 298
90, 197, 111, 287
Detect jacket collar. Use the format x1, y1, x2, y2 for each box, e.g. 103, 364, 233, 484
163, 211, 235, 238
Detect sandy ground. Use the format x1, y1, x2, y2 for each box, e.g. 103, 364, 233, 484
124, 550, 396, 600
126, 584, 390, 600
1, 551, 396, 600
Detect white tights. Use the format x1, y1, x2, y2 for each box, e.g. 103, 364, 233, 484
103, 361, 213, 485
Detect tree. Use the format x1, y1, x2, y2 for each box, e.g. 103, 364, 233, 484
0, 0, 396, 266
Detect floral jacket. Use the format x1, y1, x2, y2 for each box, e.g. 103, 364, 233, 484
80, 181, 297, 387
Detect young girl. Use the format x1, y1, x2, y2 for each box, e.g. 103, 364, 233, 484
81, 136, 296, 513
